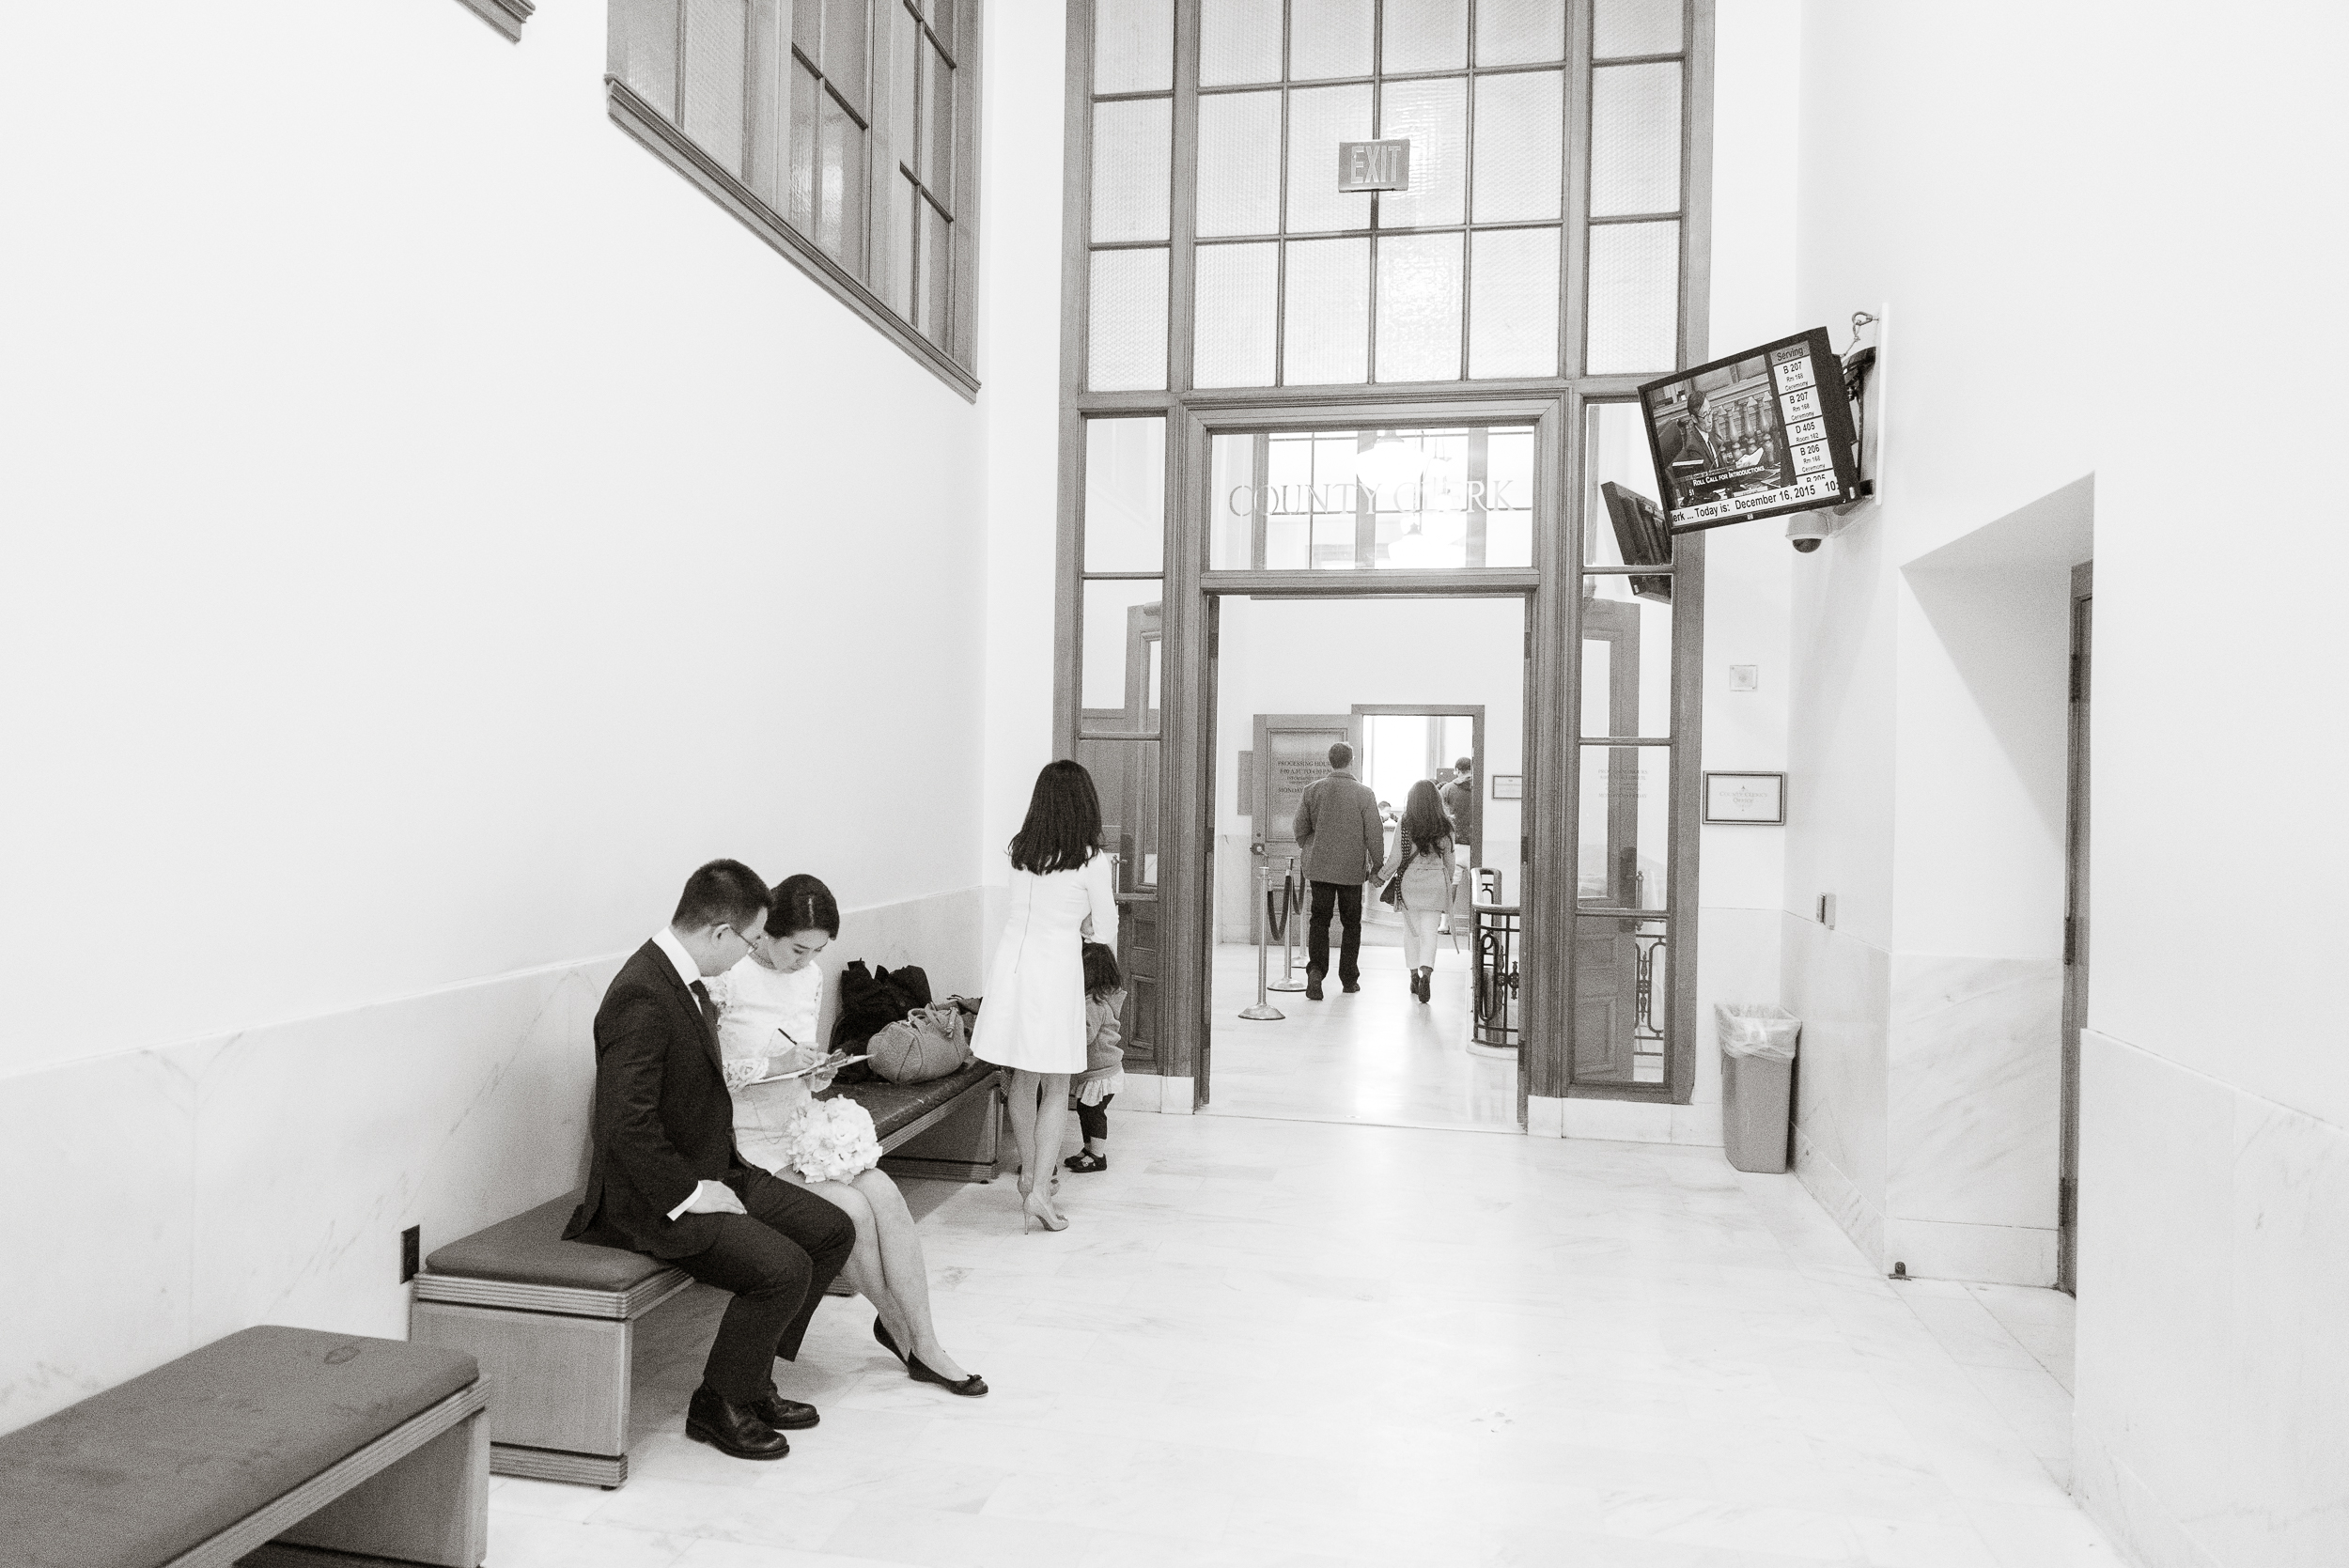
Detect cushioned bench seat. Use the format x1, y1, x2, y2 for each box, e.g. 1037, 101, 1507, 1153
412, 1061, 1003, 1488
0, 1326, 488, 1568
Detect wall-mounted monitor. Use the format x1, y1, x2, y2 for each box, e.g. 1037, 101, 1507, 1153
1637, 328, 1862, 534
1598, 482, 1672, 605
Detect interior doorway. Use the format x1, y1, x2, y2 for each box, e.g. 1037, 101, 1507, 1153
1203, 594, 1526, 1132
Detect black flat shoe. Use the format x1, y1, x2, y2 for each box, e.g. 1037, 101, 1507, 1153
686, 1387, 790, 1459
874, 1317, 905, 1363
748, 1390, 820, 1430
1063, 1149, 1109, 1173
907, 1354, 988, 1397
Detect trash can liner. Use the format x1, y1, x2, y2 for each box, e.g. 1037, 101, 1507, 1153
1716, 1002, 1799, 1063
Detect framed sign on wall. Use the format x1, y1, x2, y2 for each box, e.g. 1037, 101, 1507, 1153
1703, 771, 1786, 825
1490, 774, 1523, 800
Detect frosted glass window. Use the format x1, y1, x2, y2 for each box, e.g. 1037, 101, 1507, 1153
1283, 237, 1371, 385
1091, 98, 1173, 242
1586, 221, 1679, 374
1486, 427, 1535, 567
1085, 417, 1166, 572
822, 0, 867, 111
1285, 85, 1374, 233
1380, 0, 1466, 72
926, 38, 956, 199
1194, 242, 1280, 387
1376, 77, 1466, 229
1209, 432, 1256, 568
682, 0, 747, 177
1089, 247, 1170, 390
1471, 70, 1563, 222
1469, 227, 1560, 379
1375, 232, 1463, 382
1476, 0, 1566, 66
615, 0, 680, 118
789, 60, 818, 229
920, 196, 950, 335
1200, 0, 1282, 85
1591, 64, 1682, 216
1196, 91, 1283, 236
1081, 579, 1166, 716
1578, 749, 1670, 908
1291, 0, 1374, 80
1595, 0, 1684, 59
817, 90, 864, 269
1094, 0, 1174, 93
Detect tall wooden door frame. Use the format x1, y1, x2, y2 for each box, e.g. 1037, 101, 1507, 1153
2059, 561, 2092, 1295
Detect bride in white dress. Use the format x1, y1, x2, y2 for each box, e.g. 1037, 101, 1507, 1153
713, 874, 982, 1395
971, 761, 1119, 1233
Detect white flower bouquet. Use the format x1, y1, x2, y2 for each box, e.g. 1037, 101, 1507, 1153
781, 1096, 882, 1184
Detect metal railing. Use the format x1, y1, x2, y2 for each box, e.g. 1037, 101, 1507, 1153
1471, 904, 1522, 1049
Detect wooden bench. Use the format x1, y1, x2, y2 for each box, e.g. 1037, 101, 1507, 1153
412, 1061, 1002, 1488
0, 1325, 489, 1568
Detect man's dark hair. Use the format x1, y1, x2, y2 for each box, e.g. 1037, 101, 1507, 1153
1329, 741, 1354, 769
1082, 940, 1123, 998
1455, 756, 1472, 773
1009, 759, 1105, 876
673, 859, 769, 933
766, 874, 841, 939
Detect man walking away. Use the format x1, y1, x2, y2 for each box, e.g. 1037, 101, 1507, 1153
1292, 742, 1385, 1001
1438, 759, 1475, 935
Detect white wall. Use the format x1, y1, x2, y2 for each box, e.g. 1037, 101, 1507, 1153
0, 0, 1051, 1428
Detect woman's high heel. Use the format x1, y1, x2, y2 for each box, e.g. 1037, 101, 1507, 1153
907, 1354, 988, 1397
1021, 1188, 1067, 1233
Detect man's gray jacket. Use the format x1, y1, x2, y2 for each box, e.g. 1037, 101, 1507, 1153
1293, 768, 1386, 885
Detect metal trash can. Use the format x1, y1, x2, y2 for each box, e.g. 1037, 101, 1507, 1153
1717, 1003, 1800, 1173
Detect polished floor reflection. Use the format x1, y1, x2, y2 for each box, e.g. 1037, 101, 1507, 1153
484, 1113, 2112, 1567
1205, 940, 1520, 1131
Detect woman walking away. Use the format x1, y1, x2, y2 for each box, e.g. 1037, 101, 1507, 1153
1065, 941, 1127, 1174
1396, 779, 1457, 1004
972, 760, 1118, 1232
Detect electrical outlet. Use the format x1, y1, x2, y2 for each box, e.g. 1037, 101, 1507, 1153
1728, 664, 1759, 691
1818, 893, 1837, 929
401, 1225, 421, 1283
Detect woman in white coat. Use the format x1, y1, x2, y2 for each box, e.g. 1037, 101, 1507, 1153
972, 760, 1119, 1233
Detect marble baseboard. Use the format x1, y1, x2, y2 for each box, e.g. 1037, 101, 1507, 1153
1888, 953, 2061, 1233
1553, 1097, 1723, 1148
0, 885, 986, 1436
1527, 1094, 1565, 1138
1795, 1123, 1886, 1269
1885, 1217, 2055, 1287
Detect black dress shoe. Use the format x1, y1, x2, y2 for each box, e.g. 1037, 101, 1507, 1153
1304, 970, 1324, 1001
749, 1390, 820, 1430
1341, 980, 1361, 993
685, 1387, 789, 1460
908, 1354, 989, 1397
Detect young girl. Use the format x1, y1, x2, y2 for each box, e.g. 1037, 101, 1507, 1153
1064, 941, 1126, 1174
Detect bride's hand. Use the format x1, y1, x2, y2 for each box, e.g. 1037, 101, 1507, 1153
722, 1055, 764, 1092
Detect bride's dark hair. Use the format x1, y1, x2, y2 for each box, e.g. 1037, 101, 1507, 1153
1008, 760, 1104, 876
765, 874, 840, 939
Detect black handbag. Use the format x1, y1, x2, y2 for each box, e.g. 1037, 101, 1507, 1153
832, 961, 936, 1050
1378, 842, 1412, 909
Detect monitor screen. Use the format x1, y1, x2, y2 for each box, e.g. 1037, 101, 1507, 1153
1638, 328, 1861, 533
1598, 481, 1672, 604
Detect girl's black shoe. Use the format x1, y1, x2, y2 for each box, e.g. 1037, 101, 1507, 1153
1064, 1149, 1109, 1172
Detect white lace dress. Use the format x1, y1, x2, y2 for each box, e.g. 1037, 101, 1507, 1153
713, 956, 879, 1183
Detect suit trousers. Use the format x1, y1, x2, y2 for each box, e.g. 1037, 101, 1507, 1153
1307, 879, 1365, 986
671, 1166, 857, 1403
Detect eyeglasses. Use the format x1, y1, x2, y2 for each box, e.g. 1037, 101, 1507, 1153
719, 923, 764, 951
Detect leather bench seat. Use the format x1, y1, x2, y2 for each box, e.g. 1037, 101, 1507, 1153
0, 1326, 477, 1568
424, 1192, 671, 1294
824, 1058, 1003, 1132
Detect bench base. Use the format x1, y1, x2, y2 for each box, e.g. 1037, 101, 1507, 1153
490, 1442, 629, 1489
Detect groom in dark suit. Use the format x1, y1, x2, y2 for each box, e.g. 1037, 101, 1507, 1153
565, 860, 855, 1461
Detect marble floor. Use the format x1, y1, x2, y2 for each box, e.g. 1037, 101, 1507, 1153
486, 1113, 2118, 1568
1206, 941, 1519, 1132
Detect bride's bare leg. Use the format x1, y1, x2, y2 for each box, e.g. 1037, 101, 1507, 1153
798, 1179, 901, 1347
849, 1170, 969, 1379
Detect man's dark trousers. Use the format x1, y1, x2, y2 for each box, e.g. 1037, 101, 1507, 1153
674, 1170, 855, 1403
1307, 879, 1365, 987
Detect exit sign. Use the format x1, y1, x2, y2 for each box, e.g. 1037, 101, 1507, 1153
1338, 139, 1410, 193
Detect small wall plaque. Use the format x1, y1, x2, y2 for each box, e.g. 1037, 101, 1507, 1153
1703, 771, 1786, 825
1490, 774, 1522, 800
1338, 139, 1411, 192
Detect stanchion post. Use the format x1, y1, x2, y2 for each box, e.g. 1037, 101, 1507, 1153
1238, 861, 1284, 1020
1268, 853, 1304, 992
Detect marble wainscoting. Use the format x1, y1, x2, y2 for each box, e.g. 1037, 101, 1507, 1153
1885, 954, 2062, 1286
0, 886, 987, 1436
1782, 908, 1890, 1268
2074, 1027, 2349, 1568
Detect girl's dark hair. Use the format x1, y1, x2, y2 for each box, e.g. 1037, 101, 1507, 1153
1008, 759, 1103, 875
765, 874, 840, 939
1401, 779, 1451, 855
1081, 940, 1122, 998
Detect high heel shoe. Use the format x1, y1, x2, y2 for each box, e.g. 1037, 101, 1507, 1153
907, 1354, 988, 1397
1020, 1188, 1068, 1233
873, 1317, 904, 1363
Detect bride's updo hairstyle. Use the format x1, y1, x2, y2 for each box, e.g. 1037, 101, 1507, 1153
1008, 759, 1104, 876
765, 874, 841, 939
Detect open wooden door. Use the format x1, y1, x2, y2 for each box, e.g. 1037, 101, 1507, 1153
1249, 711, 1365, 927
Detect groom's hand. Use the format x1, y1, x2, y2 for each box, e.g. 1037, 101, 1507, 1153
682, 1179, 747, 1217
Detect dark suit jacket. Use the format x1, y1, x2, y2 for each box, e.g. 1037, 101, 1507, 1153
564, 939, 744, 1260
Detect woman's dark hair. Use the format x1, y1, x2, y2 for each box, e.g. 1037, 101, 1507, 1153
1401, 779, 1451, 855
765, 874, 840, 939
1008, 760, 1103, 875
1082, 940, 1123, 998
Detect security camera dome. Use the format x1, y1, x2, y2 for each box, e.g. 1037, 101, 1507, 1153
1792, 536, 1824, 553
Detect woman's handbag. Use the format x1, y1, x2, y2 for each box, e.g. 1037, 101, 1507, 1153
1378, 841, 1414, 909
866, 1001, 972, 1084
